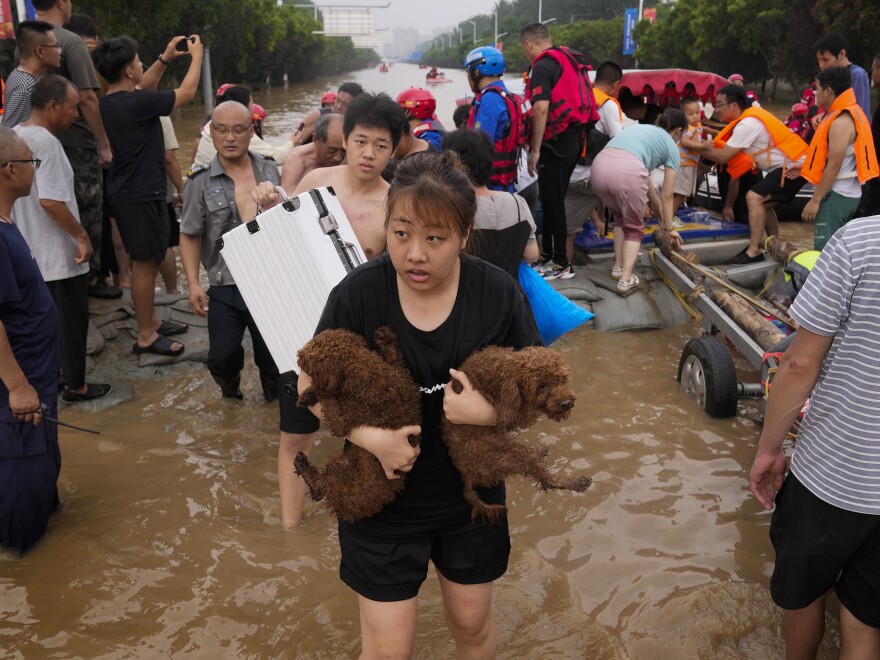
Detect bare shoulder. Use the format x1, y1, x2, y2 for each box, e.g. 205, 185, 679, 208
294, 165, 346, 195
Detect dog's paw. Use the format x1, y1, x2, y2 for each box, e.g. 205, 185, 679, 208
297, 389, 319, 408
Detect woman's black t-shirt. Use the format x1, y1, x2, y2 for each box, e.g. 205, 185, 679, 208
314, 253, 541, 536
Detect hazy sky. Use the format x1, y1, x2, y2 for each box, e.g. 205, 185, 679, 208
371, 0, 500, 33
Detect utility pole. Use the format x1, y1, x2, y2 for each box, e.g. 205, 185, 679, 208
538, 0, 542, 23
468, 20, 477, 44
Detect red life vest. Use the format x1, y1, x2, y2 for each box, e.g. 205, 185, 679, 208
467, 84, 527, 188
412, 117, 446, 138
524, 46, 599, 141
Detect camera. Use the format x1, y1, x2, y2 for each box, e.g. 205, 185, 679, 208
175, 36, 193, 52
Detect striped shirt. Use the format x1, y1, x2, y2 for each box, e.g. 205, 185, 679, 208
788, 215, 880, 514
2, 69, 37, 128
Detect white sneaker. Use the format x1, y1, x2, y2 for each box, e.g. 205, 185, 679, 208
611, 265, 622, 280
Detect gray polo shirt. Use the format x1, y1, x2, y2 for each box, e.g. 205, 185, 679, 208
181, 152, 279, 286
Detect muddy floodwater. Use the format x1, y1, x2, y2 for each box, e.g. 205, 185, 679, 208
1, 64, 840, 658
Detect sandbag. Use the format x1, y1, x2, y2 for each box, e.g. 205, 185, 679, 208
546, 268, 603, 302
518, 263, 595, 345
591, 291, 663, 332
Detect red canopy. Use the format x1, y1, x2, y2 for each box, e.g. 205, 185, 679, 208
617, 69, 731, 107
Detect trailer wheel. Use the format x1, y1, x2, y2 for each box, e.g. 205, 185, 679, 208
677, 336, 738, 418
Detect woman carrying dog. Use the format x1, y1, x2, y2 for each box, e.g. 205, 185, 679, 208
589, 108, 687, 295
297, 152, 541, 657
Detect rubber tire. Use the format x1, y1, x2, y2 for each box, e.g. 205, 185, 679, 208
677, 336, 738, 418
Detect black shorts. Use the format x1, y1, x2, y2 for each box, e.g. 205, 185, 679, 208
770, 473, 880, 627
111, 200, 169, 264
749, 167, 807, 205
278, 371, 320, 434
338, 516, 511, 602
166, 203, 180, 248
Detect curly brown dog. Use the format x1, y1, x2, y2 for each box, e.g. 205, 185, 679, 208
442, 345, 591, 522
293, 327, 421, 523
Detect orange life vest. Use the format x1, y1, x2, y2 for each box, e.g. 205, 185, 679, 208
800, 88, 879, 186
714, 107, 808, 179
592, 88, 623, 124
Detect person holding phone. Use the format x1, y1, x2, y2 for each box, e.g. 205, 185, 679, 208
92, 34, 203, 357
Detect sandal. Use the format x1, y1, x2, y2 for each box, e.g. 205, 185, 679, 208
611, 265, 622, 280
132, 334, 185, 357
616, 274, 640, 296
157, 320, 188, 337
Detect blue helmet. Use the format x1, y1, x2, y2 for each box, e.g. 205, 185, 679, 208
463, 46, 505, 77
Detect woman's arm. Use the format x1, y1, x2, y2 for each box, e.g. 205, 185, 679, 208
298, 370, 421, 479
443, 369, 498, 426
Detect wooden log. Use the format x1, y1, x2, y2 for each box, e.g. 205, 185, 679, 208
714, 290, 786, 350
653, 227, 787, 350
765, 236, 802, 265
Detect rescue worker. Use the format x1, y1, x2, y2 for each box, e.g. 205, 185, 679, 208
698, 84, 809, 263
787, 66, 878, 250
520, 22, 598, 281
396, 87, 446, 152
464, 45, 525, 193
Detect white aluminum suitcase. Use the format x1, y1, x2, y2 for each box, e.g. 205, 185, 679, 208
219, 186, 366, 373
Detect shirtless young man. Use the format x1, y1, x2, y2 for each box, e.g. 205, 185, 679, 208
253, 92, 405, 528
279, 113, 345, 192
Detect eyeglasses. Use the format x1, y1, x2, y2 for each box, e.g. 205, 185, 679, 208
3, 158, 41, 170
41, 44, 62, 49
211, 123, 253, 137
714, 101, 732, 110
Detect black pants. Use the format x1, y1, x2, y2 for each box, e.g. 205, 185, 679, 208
856, 179, 880, 218
538, 128, 582, 264
717, 168, 762, 221
46, 274, 89, 391
207, 285, 279, 399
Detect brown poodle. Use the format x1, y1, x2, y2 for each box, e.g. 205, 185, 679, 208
442, 346, 592, 522
293, 327, 421, 523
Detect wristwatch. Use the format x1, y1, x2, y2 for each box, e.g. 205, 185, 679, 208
157, 54, 168, 65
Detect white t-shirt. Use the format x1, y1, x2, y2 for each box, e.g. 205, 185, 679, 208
726, 116, 804, 172
570, 98, 625, 183
11, 124, 89, 282
160, 116, 179, 204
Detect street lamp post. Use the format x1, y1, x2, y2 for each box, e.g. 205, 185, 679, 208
538, 0, 542, 23
468, 20, 477, 44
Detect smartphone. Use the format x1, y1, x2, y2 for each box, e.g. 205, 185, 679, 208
175, 37, 190, 52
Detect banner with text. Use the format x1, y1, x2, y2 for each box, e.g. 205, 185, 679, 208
623, 8, 639, 56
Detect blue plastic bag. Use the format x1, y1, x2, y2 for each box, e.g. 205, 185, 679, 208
518, 262, 595, 345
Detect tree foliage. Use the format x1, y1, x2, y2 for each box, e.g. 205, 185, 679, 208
39, 0, 379, 88
420, 0, 878, 95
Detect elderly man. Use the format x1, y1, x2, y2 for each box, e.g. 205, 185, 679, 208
180, 101, 280, 402
0, 125, 62, 553
280, 113, 345, 192
12, 74, 111, 403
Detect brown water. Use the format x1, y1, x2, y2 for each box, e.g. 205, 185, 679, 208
1, 65, 840, 659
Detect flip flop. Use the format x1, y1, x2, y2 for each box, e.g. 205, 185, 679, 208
132, 334, 185, 357
157, 320, 188, 337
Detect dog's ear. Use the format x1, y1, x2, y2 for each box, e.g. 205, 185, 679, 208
496, 379, 523, 430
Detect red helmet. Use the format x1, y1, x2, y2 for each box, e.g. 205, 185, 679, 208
321, 91, 337, 106
251, 103, 267, 121
216, 83, 235, 97
396, 87, 437, 119
791, 102, 808, 117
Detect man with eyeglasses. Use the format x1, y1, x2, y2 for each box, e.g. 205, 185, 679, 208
280, 113, 346, 192
12, 74, 111, 404
93, 35, 203, 358
698, 84, 808, 264
179, 101, 281, 402
0, 125, 63, 553
3, 21, 62, 128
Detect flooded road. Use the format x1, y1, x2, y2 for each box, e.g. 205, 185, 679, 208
0, 64, 839, 658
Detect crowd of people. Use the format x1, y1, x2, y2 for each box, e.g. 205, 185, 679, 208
1, 5, 880, 655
